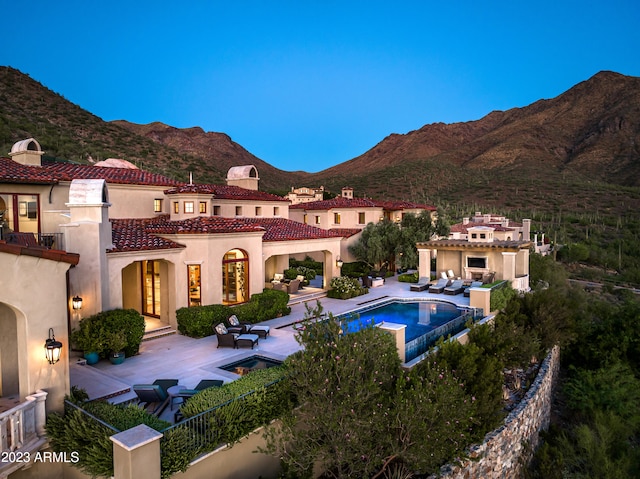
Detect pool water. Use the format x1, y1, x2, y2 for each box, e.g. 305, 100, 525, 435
339, 300, 470, 361
220, 355, 282, 375
341, 301, 462, 342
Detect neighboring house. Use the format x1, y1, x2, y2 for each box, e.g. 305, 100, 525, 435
0, 139, 346, 334
285, 185, 325, 204
417, 213, 532, 293
289, 187, 437, 262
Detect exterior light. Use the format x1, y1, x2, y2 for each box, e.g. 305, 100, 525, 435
45, 328, 63, 365
72, 296, 83, 310
336, 258, 344, 268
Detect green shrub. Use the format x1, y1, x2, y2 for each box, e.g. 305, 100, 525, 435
490, 282, 518, 311
176, 304, 230, 338
71, 309, 145, 358
235, 289, 291, 323
290, 256, 323, 275
327, 276, 368, 299
398, 271, 419, 283
83, 401, 170, 431
340, 261, 370, 279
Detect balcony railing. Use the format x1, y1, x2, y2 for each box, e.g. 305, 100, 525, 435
511, 274, 530, 292
0, 391, 48, 477
0, 231, 65, 251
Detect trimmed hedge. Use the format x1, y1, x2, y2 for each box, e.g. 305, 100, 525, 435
178, 366, 293, 449
176, 289, 291, 338
398, 271, 420, 283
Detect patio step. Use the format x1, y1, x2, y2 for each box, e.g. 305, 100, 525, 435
288, 290, 327, 306
142, 326, 176, 342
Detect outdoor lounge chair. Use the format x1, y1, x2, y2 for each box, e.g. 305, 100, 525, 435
444, 279, 465, 295
272, 282, 288, 292
464, 281, 484, 297
286, 279, 301, 294
215, 323, 239, 348
171, 379, 224, 409
428, 277, 450, 294
410, 277, 430, 292
227, 315, 270, 339
133, 378, 178, 416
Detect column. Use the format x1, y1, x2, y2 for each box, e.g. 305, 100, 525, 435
110, 424, 163, 479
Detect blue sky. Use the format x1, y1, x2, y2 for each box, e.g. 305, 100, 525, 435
2, 1, 639, 172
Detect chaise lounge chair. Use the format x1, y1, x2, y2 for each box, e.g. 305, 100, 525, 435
464, 281, 484, 297
214, 323, 259, 349
410, 277, 430, 292
444, 279, 465, 295
171, 379, 224, 409
429, 277, 450, 294
133, 378, 179, 416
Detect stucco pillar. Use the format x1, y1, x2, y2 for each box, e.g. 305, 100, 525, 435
110, 424, 162, 479
27, 389, 48, 436
469, 287, 491, 316
501, 252, 517, 281
418, 248, 431, 279
379, 323, 406, 363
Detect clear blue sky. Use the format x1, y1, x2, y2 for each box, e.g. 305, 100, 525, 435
2, 1, 639, 172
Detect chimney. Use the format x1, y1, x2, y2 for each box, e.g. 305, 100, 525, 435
9, 138, 44, 166
522, 219, 531, 241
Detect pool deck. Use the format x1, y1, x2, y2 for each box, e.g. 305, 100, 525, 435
70, 274, 471, 422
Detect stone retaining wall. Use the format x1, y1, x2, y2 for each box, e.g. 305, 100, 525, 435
429, 345, 560, 479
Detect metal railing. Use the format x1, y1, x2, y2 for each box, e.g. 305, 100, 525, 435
0, 231, 65, 250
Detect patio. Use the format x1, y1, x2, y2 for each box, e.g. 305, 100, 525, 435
70, 274, 471, 422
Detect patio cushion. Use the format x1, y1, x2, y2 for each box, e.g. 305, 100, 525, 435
215, 323, 228, 335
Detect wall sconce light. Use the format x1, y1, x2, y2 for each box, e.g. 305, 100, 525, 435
72, 295, 83, 310
336, 257, 344, 268
45, 328, 63, 365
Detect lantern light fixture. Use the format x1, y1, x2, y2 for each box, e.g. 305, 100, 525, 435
45, 328, 63, 365
72, 295, 83, 310
336, 257, 344, 268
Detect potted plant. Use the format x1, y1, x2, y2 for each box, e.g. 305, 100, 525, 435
70, 321, 103, 365
105, 331, 127, 365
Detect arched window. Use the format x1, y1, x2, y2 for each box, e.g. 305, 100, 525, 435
222, 249, 249, 304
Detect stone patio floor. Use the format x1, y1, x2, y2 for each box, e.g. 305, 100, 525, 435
70, 274, 471, 422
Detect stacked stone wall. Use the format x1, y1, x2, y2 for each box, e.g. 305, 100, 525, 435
429, 346, 560, 479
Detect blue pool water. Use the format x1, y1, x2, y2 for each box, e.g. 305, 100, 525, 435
339, 300, 470, 362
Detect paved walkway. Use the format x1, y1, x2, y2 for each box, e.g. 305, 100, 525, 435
70, 274, 471, 421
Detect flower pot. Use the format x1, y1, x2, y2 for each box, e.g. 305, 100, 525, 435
109, 351, 126, 365
83, 351, 99, 365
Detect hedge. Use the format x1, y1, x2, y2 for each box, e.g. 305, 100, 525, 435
176, 289, 291, 338
70, 308, 145, 358
398, 271, 420, 283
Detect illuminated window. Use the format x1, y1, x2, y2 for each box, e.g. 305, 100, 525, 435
184, 202, 194, 214
199, 202, 207, 213
303, 214, 308, 224
315, 215, 320, 224
173, 202, 179, 214
334, 213, 341, 224
153, 199, 163, 212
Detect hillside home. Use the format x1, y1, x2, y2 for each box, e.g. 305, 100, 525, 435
285, 185, 325, 204
289, 187, 437, 262
0, 139, 346, 335
417, 214, 532, 293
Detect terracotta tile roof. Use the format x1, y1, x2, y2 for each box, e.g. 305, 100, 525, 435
418, 239, 532, 250
242, 218, 345, 242
290, 196, 436, 212
0, 157, 183, 187
0, 240, 80, 265
329, 228, 363, 238
144, 216, 267, 235
164, 184, 288, 202
374, 200, 437, 211
289, 197, 378, 210
109, 217, 187, 252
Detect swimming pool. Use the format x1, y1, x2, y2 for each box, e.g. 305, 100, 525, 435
339, 300, 473, 362
220, 355, 283, 375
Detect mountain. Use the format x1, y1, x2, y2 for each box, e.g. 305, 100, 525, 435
1, 66, 639, 216
316, 71, 640, 186
111, 120, 305, 191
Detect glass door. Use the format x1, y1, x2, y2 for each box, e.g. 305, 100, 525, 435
142, 260, 161, 317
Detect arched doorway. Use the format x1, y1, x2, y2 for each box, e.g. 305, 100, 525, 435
222, 249, 249, 305
0, 303, 24, 397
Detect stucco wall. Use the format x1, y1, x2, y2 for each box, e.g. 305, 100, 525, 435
428, 346, 560, 479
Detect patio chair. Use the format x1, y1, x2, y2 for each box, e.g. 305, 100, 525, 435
464, 281, 484, 297
410, 277, 430, 292
287, 279, 301, 294
447, 270, 456, 280
440, 271, 449, 280
227, 315, 270, 339
444, 279, 465, 295
133, 378, 178, 416
429, 277, 450, 294
272, 282, 287, 292
214, 323, 238, 348
171, 379, 224, 409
